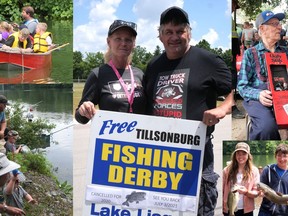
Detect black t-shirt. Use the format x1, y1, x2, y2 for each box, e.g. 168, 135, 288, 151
75, 64, 147, 124
145, 46, 231, 135
5, 35, 32, 48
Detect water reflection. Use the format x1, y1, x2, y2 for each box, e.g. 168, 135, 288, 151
0, 84, 73, 184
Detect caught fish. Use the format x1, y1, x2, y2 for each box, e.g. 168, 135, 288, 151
257, 182, 288, 205
228, 184, 240, 216
122, 191, 146, 206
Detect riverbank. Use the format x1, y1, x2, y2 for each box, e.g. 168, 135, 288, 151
21, 171, 73, 215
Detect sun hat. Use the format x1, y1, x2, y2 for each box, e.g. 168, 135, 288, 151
0, 95, 8, 104
255, 10, 285, 29
0, 153, 20, 176
160, 6, 189, 25
108, 20, 137, 36
234, 142, 250, 154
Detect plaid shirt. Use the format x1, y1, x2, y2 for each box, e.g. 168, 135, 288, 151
237, 41, 288, 101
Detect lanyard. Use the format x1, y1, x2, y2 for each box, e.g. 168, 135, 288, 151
109, 60, 135, 113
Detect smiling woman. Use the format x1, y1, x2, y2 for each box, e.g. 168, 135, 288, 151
74, 19, 146, 124
223, 142, 260, 216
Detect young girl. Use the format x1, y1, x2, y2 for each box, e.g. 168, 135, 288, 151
0, 21, 13, 42
223, 142, 260, 216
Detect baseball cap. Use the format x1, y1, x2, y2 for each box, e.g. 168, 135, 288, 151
255, 10, 285, 29
12, 169, 26, 182
160, 6, 189, 25
0, 153, 20, 176
7, 130, 21, 139
234, 142, 250, 154
0, 95, 8, 104
108, 20, 137, 36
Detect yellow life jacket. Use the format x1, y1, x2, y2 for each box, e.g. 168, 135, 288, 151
9, 32, 28, 48
33, 32, 53, 53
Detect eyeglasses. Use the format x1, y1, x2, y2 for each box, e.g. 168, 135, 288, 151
262, 21, 281, 27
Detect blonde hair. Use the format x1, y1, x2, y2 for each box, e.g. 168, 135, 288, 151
104, 48, 133, 64
226, 149, 253, 184
37, 22, 47, 32
0, 21, 11, 32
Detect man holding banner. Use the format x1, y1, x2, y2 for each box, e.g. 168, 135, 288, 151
145, 6, 232, 216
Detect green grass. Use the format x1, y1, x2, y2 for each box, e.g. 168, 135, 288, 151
73, 82, 85, 115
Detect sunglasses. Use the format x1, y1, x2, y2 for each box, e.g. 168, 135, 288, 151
109, 20, 137, 32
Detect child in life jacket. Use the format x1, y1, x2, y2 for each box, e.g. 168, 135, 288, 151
33, 22, 53, 53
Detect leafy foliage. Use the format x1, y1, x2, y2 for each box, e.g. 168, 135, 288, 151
56, 179, 73, 196
223, 140, 285, 155
5, 102, 55, 149
0, 0, 72, 22
10, 152, 53, 176
73, 40, 231, 79
237, 0, 287, 21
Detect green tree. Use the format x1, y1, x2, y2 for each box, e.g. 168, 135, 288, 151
73, 51, 84, 80
153, 45, 163, 56
237, 0, 286, 20
6, 102, 55, 149
0, 0, 72, 22
132, 46, 153, 72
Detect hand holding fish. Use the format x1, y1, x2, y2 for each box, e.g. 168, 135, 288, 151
235, 185, 248, 195
257, 182, 288, 205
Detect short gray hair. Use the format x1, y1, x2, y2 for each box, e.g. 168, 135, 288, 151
158, 23, 192, 39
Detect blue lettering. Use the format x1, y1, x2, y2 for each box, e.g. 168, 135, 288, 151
91, 205, 131, 216
99, 120, 137, 135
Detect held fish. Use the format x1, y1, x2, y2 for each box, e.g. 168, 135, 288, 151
122, 191, 146, 207
257, 182, 288, 205
228, 184, 240, 216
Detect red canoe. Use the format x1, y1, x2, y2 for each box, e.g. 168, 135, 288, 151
0, 50, 52, 84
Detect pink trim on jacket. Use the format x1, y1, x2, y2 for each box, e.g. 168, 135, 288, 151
222, 165, 260, 214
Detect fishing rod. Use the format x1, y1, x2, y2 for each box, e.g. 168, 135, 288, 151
48, 43, 69, 53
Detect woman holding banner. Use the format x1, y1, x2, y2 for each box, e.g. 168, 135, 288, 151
75, 20, 146, 124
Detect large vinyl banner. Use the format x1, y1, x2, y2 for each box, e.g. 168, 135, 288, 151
83, 110, 207, 216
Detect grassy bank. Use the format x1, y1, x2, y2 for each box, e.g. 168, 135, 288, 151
73, 82, 84, 115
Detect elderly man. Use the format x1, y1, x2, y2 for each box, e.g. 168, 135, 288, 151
145, 6, 232, 215
237, 10, 286, 140
0, 153, 25, 215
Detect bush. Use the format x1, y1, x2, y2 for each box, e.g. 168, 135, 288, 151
5, 102, 55, 149
8, 152, 53, 177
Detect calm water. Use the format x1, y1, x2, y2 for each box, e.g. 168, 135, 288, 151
0, 84, 73, 184
223, 154, 276, 169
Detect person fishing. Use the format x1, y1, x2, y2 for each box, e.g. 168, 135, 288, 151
223, 142, 260, 216
258, 143, 288, 215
